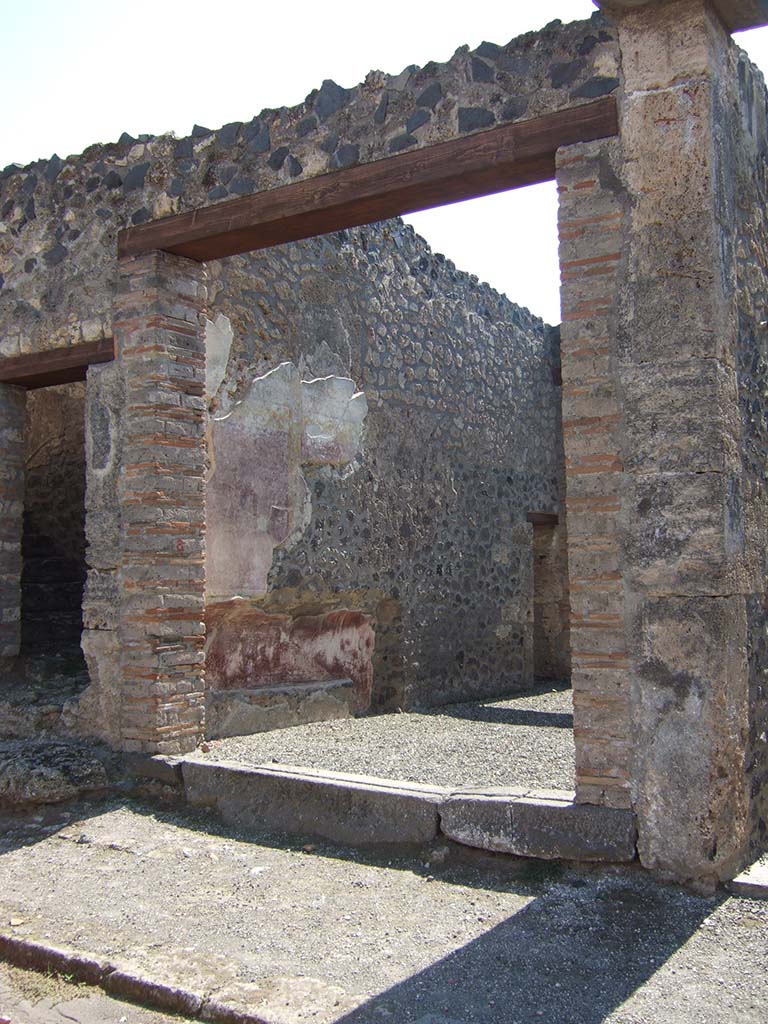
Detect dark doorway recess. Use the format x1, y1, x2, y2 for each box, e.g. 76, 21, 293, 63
20, 382, 87, 660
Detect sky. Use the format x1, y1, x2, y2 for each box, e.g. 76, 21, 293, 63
2, 0, 768, 324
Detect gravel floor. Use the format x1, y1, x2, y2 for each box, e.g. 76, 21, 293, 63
201, 685, 575, 791
1, 801, 766, 1024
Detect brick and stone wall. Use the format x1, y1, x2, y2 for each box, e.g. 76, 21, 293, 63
73, 218, 560, 729
0, 12, 618, 357
0, 12, 616, 732
113, 251, 208, 755
205, 223, 561, 711
556, 138, 630, 810
568, 0, 768, 887
2, 0, 766, 886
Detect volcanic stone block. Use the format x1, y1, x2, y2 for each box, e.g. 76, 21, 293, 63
440, 788, 637, 861
182, 759, 445, 846
620, 361, 740, 475
84, 361, 123, 571
631, 594, 750, 884
624, 471, 745, 595
205, 678, 355, 739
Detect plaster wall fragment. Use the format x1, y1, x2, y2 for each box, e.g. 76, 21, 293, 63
206, 361, 367, 600
205, 313, 234, 405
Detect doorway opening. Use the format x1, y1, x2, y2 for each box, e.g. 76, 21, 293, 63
195, 180, 574, 793
19, 381, 88, 688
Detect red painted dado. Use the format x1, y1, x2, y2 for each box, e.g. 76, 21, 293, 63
205, 602, 375, 712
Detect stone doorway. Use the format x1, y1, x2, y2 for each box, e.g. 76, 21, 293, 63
20, 382, 87, 664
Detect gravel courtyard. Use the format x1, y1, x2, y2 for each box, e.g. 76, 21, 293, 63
199, 685, 576, 791
0, 800, 766, 1024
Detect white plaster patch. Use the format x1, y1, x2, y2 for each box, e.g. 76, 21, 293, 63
204, 313, 234, 403
302, 374, 368, 465
206, 362, 367, 600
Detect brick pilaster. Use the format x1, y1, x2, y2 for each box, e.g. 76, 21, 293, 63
557, 139, 632, 810
114, 250, 208, 754
0, 383, 25, 657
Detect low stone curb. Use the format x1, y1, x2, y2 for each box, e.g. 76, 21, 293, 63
0, 933, 270, 1024
179, 757, 638, 862
440, 787, 638, 862
182, 758, 447, 846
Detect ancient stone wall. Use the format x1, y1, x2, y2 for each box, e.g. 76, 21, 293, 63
0, 10, 618, 731
205, 222, 560, 710
563, 0, 767, 886
0, 13, 618, 358
78, 221, 561, 721
728, 47, 768, 854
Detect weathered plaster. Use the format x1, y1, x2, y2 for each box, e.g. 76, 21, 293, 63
206, 361, 367, 600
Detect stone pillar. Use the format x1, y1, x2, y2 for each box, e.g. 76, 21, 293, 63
557, 139, 632, 812
0, 383, 25, 657
113, 250, 208, 754
577, 0, 753, 886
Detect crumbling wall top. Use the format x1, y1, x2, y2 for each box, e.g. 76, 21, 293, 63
598, 0, 768, 31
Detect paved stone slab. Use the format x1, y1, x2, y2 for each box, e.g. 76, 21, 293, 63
182, 758, 446, 846
440, 787, 637, 862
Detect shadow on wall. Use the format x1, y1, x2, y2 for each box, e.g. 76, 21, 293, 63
334, 879, 721, 1024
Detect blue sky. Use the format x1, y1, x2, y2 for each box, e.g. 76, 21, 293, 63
2, 0, 767, 323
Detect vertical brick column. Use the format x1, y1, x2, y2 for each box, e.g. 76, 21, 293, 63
557, 139, 631, 811
0, 383, 26, 657
114, 250, 208, 754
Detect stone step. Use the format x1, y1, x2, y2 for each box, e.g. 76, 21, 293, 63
176, 755, 637, 862
205, 678, 355, 739
440, 787, 637, 863
181, 759, 446, 846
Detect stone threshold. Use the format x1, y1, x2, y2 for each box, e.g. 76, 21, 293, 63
727, 856, 768, 899
171, 755, 637, 863
0, 932, 271, 1024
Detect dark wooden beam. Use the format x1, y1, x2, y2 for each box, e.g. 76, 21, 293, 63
527, 512, 559, 527
0, 338, 115, 389
118, 97, 618, 263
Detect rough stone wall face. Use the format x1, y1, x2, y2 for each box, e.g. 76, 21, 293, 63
532, 522, 571, 682
204, 223, 561, 710
603, 0, 754, 886
729, 48, 768, 853
557, 138, 631, 810
0, 384, 25, 657
113, 250, 208, 754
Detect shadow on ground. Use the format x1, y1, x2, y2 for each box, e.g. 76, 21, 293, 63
0, 795, 563, 896
335, 878, 722, 1024
419, 682, 573, 730
0, 796, 738, 1024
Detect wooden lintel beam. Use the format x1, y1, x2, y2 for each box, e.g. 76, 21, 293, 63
118, 97, 618, 263
527, 512, 559, 527
0, 338, 115, 389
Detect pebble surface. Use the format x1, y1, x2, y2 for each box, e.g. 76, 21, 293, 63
200, 685, 575, 791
